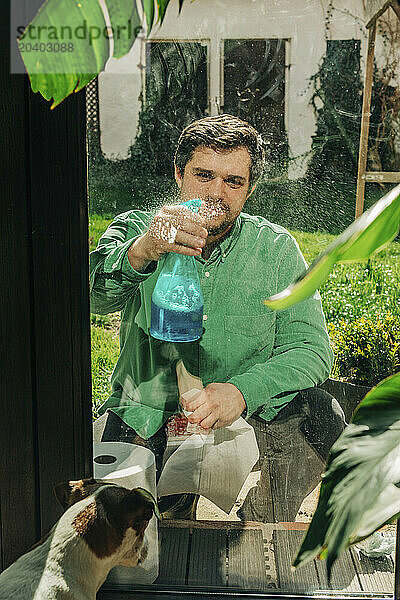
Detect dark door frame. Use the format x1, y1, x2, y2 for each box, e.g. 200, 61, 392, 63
1, 1, 92, 570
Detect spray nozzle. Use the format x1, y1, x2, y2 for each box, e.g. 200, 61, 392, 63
182, 198, 202, 214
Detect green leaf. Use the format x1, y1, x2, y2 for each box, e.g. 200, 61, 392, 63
106, 0, 141, 59
293, 372, 400, 579
264, 184, 400, 310
135, 487, 162, 520
157, 0, 174, 23
142, 0, 155, 35
19, 0, 109, 108
19, 0, 188, 107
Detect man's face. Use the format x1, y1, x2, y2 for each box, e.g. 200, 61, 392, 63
175, 146, 254, 238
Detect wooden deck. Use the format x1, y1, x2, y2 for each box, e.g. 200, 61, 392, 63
155, 520, 394, 594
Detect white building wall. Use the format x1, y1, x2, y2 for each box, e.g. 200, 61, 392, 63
98, 38, 143, 159
98, 0, 380, 177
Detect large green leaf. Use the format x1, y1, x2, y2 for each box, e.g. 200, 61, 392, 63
293, 372, 400, 579
19, 0, 109, 108
18, 0, 183, 108
142, 0, 155, 34
106, 0, 141, 59
264, 184, 400, 310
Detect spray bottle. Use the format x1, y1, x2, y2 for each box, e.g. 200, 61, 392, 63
150, 199, 204, 342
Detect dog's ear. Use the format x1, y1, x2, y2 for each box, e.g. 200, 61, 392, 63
119, 488, 159, 532
133, 488, 161, 520
54, 481, 74, 509
53, 478, 101, 509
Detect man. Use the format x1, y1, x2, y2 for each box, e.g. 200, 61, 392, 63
90, 114, 345, 521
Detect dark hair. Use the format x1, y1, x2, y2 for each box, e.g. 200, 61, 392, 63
174, 114, 265, 187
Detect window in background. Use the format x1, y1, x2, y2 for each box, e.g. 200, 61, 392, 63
223, 39, 288, 177
135, 40, 209, 178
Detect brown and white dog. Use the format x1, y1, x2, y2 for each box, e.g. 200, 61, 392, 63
0, 478, 156, 600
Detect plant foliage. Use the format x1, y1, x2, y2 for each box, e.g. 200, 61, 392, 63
293, 372, 400, 579
128, 41, 208, 177
264, 183, 400, 577
307, 39, 363, 180
18, 0, 189, 108
307, 34, 400, 180
329, 313, 400, 386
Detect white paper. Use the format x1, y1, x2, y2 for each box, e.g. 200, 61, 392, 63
157, 416, 259, 514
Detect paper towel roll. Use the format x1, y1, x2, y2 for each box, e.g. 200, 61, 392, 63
93, 442, 159, 585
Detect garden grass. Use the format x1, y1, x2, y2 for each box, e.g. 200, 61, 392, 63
89, 213, 115, 252
90, 321, 120, 419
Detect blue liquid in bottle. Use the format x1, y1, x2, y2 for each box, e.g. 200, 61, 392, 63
150, 200, 204, 342
150, 270, 204, 342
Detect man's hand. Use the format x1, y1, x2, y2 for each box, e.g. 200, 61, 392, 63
127, 204, 208, 271
181, 383, 246, 430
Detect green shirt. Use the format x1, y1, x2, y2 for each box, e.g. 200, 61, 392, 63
90, 210, 333, 438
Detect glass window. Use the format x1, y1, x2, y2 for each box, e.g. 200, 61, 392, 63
142, 40, 209, 177
223, 39, 288, 177
87, 3, 399, 596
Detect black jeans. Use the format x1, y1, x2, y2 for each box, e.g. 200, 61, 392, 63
101, 386, 346, 521
238, 387, 346, 522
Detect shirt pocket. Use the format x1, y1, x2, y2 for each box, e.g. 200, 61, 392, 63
224, 313, 276, 377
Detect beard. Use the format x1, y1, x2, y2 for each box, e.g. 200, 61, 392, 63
198, 199, 236, 236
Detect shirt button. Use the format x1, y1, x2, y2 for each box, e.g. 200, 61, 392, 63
205, 271, 210, 277
203, 314, 208, 321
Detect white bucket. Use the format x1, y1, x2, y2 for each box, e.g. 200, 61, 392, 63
93, 442, 159, 584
